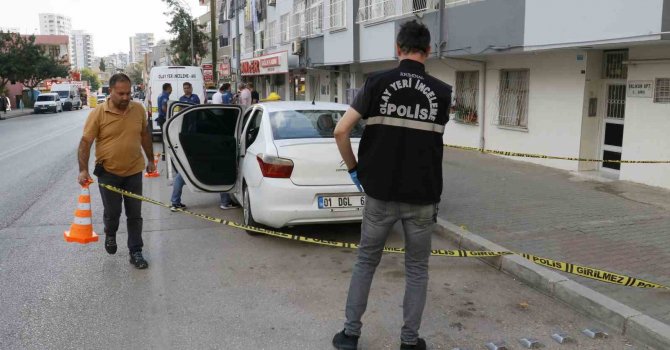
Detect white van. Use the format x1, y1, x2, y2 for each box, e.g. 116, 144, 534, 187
147, 66, 206, 138
50, 84, 82, 111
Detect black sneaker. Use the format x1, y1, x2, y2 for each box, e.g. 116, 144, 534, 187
332, 329, 358, 350
129, 251, 149, 269
105, 236, 117, 255
170, 203, 187, 212
400, 338, 426, 350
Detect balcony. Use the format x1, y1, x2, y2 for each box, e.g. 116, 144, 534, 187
357, 0, 439, 24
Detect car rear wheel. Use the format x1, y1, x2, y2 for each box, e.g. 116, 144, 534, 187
243, 185, 263, 236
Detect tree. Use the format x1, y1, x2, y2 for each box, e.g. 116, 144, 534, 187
99, 58, 106, 72
81, 68, 100, 91
0, 31, 28, 92
126, 62, 144, 85
162, 0, 209, 66
21, 53, 70, 93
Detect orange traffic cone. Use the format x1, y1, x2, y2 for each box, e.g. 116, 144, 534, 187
64, 184, 99, 244
144, 153, 161, 178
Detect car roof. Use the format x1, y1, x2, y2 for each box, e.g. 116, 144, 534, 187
255, 101, 349, 113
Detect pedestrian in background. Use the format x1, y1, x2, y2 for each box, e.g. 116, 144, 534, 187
211, 84, 225, 104
77, 73, 155, 269
222, 83, 233, 104
179, 82, 201, 104
248, 82, 259, 104
156, 83, 172, 132
0, 93, 7, 118
332, 20, 452, 350
238, 83, 251, 106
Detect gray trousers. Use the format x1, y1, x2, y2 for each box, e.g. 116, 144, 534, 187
344, 196, 437, 344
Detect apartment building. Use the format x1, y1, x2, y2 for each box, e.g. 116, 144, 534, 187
227, 0, 670, 189
71, 30, 94, 69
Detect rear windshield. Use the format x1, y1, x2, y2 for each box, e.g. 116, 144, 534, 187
37, 95, 55, 101
269, 110, 365, 140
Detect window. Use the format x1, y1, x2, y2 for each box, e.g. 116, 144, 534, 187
265, 21, 277, 48
603, 50, 628, 79
498, 69, 529, 128
453, 71, 479, 124
245, 110, 264, 147
654, 78, 670, 103
269, 110, 364, 140
280, 14, 290, 43
357, 0, 395, 23
305, 0, 323, 36
327, 0, 346, 30
254, 30, 264, 52
290, 1, 306, 39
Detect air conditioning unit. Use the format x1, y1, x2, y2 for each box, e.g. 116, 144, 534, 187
268, 0, 276, 6
291, 40, 303, 55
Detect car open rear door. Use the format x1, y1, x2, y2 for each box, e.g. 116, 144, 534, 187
164, 105, 244, 193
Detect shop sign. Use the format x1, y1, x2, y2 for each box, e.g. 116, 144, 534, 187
202, 64, 214, 83
241, 51, 288, 76
627, 80, 653, 98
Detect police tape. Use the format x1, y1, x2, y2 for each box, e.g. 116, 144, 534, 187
98, 183, 670, 290
444, 144, 670, 164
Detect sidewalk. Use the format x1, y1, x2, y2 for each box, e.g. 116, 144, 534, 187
440, 148, 670, 325
0, 108, 33, 120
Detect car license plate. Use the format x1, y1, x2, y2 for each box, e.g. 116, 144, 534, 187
318, 195, 365, 209
40, 106, 47, 109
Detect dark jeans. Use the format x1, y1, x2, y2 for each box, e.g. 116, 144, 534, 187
344, 196, 437, 345
97, 169, 144, 253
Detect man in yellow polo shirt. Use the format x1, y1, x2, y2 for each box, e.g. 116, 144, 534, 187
77, 73, 155, 269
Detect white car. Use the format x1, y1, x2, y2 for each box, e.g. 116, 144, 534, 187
164, 101, 366, 232
206, 89, 217, 104
97, 94, 107, 104
33, 93, 63, 114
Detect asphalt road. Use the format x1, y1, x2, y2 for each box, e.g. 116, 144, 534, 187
0, 109, 641, 349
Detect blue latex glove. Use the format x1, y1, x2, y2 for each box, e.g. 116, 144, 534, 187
349, 167, 363, 192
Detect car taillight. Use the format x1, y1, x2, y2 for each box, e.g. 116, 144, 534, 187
256, 154, 294, 178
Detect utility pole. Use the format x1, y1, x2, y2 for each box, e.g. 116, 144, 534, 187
210, 0, 218, 83
235, 0, 242, 90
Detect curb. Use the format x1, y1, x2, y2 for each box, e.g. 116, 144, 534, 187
435, 218, 670, 350
1, 111, 33, 120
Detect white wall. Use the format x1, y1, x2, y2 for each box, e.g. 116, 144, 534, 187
525, 0, 664, 49
484, 50, 588, 171
619, 45, 670, 189
578, 51, 603, 171
322, 0, 355, 64
358, 22, 395, 62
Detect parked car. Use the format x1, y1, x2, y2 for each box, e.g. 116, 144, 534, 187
97, 94, 106, 104
163, 101, 366, 233
33, 93, 63, 114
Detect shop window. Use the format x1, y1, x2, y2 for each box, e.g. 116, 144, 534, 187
498, 69, 529, 129
654, 78, 670, 103
453, 71, 479, 125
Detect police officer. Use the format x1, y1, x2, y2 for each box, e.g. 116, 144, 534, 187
156, 83, 172, 131
332, 20, 452, 350
178, 82, 201, 104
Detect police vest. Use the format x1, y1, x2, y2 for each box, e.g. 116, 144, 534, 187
351, 59, 452, 204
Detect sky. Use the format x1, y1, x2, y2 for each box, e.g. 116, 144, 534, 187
3, 0, 209, 57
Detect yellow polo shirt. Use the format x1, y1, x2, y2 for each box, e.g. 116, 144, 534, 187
83, 100, 148, 177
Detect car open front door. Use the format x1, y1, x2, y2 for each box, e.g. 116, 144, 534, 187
164, 105, 244, 193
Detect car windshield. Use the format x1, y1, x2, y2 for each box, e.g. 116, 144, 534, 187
269, 110, 365, 140
37, 95, 55, 102
55, 91, 69, 98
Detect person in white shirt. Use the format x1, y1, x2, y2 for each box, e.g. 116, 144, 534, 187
211, 84, 225, 104
238, 83, 252, 106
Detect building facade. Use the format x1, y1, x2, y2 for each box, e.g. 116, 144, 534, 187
130, 33, 156, 63
150, 40, 171, 67
225, 0, 670, 190
38, 13, 73, 65
71, 30, 94, 69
